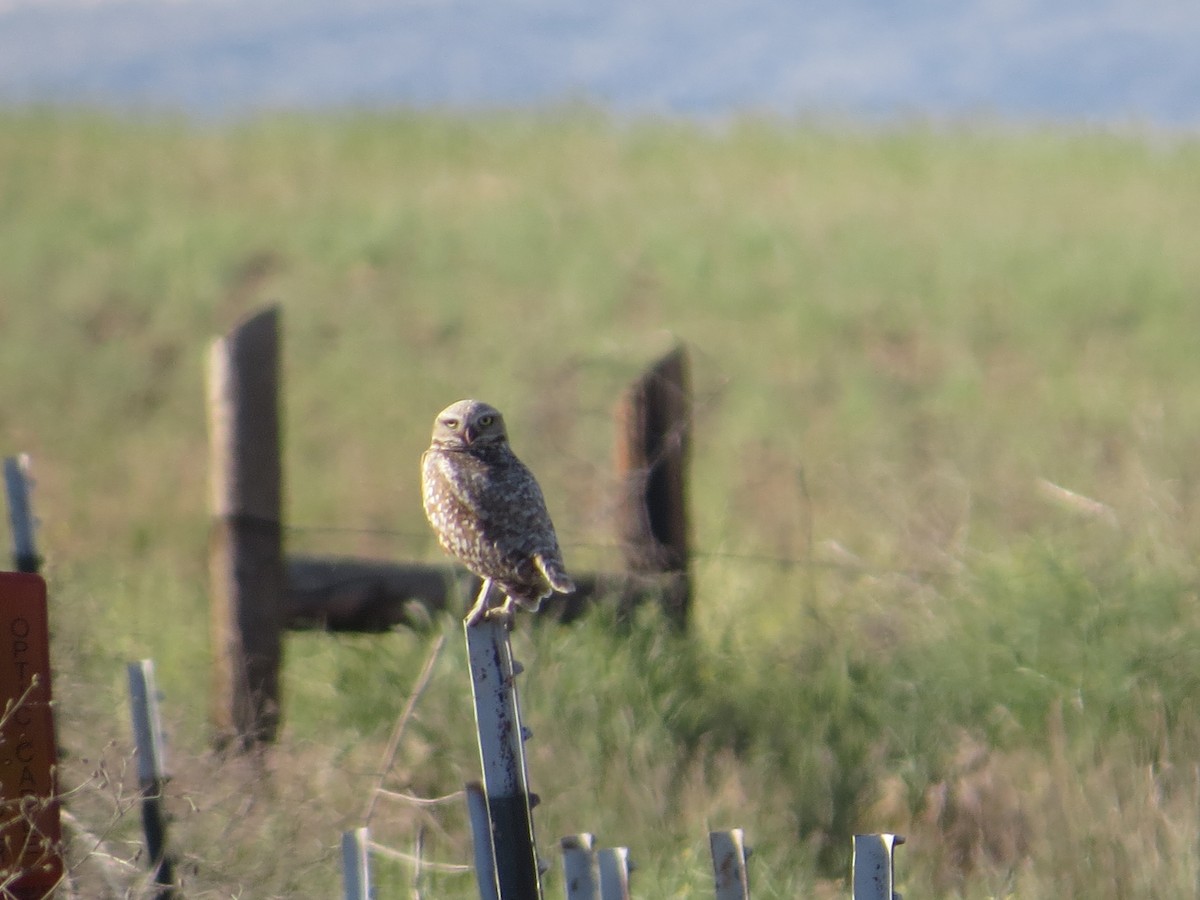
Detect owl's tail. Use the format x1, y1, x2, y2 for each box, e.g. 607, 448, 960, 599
535, 553, 575, 594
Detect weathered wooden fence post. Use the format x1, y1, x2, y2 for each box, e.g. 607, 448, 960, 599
852, 833, 904, 900
207, 306, 285, 749
3, 454, 39, 574
127, 659, 175, 898
465, 620, 542, 900
710, 828, 750, 899
613, 346, 692, 628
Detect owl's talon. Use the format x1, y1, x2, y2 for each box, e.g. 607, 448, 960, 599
484, 598, 516, 628
463, 577, 494, 627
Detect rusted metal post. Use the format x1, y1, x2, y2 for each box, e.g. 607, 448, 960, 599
852, 833, 904, 900
613, 346, 692, 628
465, 619, 542, 900
0, 573, 63, 898
207, 306, 285, 749
710, 828, 751, 899
560, 833, 598, 900
341, 826, 372, 900
128, 660, 175, 898
596, 847, 632, 900
3, 455, 38, 573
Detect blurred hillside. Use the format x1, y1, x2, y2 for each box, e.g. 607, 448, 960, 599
2, 0, 1199, 125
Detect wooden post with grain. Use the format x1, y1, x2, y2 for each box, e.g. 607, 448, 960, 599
207, 306, 285, 749
613, 345, 692, 628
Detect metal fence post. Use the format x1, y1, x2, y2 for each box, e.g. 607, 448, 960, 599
596, 847, 632, 900
341, 826, 372, 900
3, 454, 38, 573
465, 619, 542, 900
710, 828, 750, 899
466, 782, 500, 900
127, 660, 175, 898
560, 833, 598, 900
0, 573, 62, 897
852, 833, 904, 900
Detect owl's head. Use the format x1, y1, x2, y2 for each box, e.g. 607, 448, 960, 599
429, 399, 508, 450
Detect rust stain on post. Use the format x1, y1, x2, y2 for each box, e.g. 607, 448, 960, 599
0, 573, 63, 896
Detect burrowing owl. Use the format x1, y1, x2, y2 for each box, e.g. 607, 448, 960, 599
421, 399, 575, 625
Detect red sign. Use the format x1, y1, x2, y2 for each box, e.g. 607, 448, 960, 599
0, 573, 62, 896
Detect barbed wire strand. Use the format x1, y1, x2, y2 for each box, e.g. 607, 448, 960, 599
375, 788, 465, 808
283, 523, 847, 572
367, 840, 471, 874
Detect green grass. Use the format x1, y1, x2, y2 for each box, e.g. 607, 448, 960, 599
4, 107, 1200, 897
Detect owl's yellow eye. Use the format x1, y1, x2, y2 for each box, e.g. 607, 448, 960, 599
478, 415, 494, 427
443, 417, 459, 429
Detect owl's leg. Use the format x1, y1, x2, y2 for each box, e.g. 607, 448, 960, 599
464, 578, 494, 626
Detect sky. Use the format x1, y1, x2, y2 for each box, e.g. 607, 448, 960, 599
1, 0, 1198, 126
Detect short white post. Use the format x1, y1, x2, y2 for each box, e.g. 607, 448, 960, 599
597, 847, 632, 900
852, 833, 904, 900
3, 454, 38, 573
560, 833, 598, 900
127, 659, 175, 897
341, 826, 372, 900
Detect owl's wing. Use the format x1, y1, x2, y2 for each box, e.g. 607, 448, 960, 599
491, 460, 564, 555
493, 457, 551, 517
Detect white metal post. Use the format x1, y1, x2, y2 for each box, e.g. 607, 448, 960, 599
465, 619, 542, 900
466, 782, 500, 900
560, 833, 598, 900
710, 828, 750, 899
852, 833, 904, 900
127, 659, 175, 897
341, 826, 372, 900
3, 454, 38, 573
597, 847, 632, 900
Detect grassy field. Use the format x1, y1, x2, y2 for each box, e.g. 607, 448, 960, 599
3, 107, 1200, 897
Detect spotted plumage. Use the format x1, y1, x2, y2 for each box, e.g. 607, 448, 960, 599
421, 399, 574, 624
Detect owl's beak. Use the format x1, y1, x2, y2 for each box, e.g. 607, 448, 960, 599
462, 425, 477, 445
